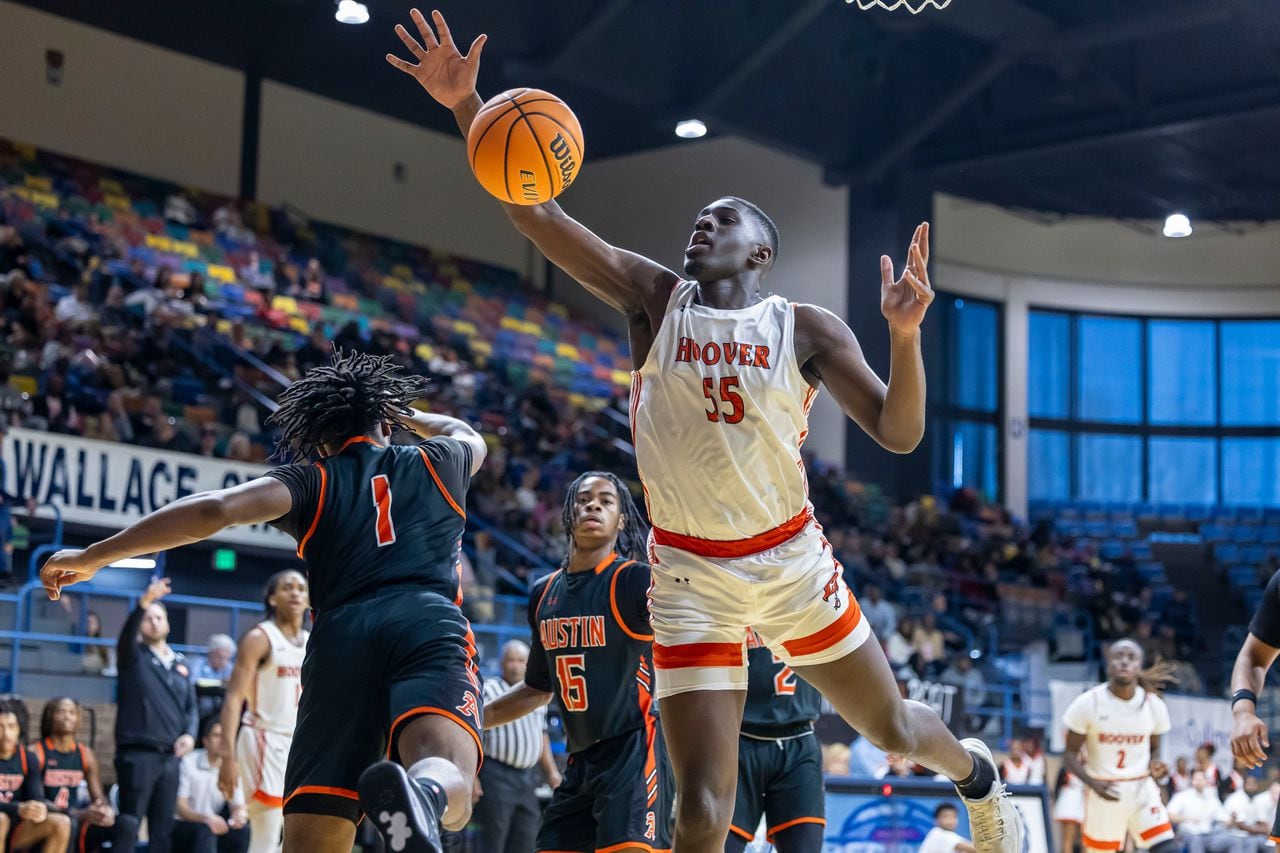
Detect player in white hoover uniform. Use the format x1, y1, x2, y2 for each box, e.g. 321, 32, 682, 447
218, 570, 310, 853
1062, 640, 1176, 853
387, 12, 1024, 853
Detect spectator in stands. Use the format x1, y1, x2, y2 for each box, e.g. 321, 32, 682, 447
1170, 756, 1192, 794
145, 416, 196, 454
173, 716, 249, 853
191, 634, 236, 719
223, 432, 252, 463
55, 281, 94, 328
115, 578, 197, 853
0, 696, 72, 851
886, 617, 916, 668
36, 696, 139, 852
164, 194, 197, 227
81, 611, 115, 675
1167, 769, 1243, 853
919, 804, 977, 853
822, 744, 851, 776
294, 328, 330, 373
861, 583, 897, 639
1222, 776, 1263, 849
1195, 744, 1223, 790
199, 425, 220, 458
912, 613, 947, 674
939, 654, 987, 730
1000, 738, 1044, 785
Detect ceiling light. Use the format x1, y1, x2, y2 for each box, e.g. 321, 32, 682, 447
110, 557, 156, 570
675, 119, 707, 139
335, 0, 370, 24
1163, 213, 1192, 238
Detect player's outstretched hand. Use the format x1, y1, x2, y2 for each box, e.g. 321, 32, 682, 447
40, 549, 97, 601
386, 9, 487, 109
1232, 708, 1270, 768
880, 222, 934, 334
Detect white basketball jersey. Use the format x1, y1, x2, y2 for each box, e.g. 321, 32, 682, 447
243, 621, 307, 735
1062, 684, 1170, 781
631, 281, 818, 543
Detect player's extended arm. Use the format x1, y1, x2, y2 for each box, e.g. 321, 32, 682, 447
1231, 633, 1279, 767
482, 682, 552, 729
386, 9, 677, 321
794, 224, 933, 454
217, 628, 272, 800
1063, 730, 1118, 801
39, 478, 293, 600
394, 408, 487, 475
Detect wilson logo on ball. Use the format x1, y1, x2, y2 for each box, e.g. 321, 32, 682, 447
549, 133, 577, 189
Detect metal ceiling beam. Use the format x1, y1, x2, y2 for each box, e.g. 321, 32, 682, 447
856, 0, 1236, 183
699, 0, 830, 113
918, 85, 1280, 171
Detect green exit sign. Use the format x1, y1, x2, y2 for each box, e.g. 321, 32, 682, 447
212, 549, 237, 571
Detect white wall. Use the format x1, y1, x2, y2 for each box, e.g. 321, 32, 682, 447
256, 81, 533, 275
560, 136, 850, 466
0, 1, 244, 196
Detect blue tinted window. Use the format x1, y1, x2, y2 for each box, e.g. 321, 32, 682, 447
1029, 312, 1070, 419
948, 420, 999, 498
1148, 321, 1216, 426
1078, 317, 1141, 423
1028, 429, 1070, 501
1222, 438, 1280, 506
949, 300, 998, 412
1148, 437, 1216, 505
1221, 322, 1280, 426
1077, 433, 1142, 503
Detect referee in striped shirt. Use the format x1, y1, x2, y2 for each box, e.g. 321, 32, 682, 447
475, 640, 562, 853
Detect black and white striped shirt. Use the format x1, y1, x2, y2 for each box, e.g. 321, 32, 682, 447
481, 676, 547, 769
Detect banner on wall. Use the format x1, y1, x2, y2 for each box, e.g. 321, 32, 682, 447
2, 428, 295, 552
1049, 680, 1234, 772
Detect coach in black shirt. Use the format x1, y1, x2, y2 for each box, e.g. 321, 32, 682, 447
115, 578, 197, 853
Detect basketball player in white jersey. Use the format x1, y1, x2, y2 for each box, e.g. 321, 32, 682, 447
1062, 640, 1176, 853
389, 11, 1021, 853
217, 570, 310, 853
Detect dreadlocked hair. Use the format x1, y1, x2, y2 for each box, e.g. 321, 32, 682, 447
561, 471, 649, 565
39, 697, 77, 742
267, 349, 428, 459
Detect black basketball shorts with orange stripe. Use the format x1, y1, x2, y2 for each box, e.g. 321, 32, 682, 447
535, 723, 675, 853
282, 584, 483, 823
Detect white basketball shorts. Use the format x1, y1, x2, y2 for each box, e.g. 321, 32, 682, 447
237, 725, 292, 808
1082, 777, 1173, 850
647, 513, 871, 698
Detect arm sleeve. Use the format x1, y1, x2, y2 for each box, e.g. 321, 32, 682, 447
22, 752, 45, 802
524, 578, 553, 694
1250, 571, 1280, 647
263, 464, 323, 541
614, 561, 653, 638
419, 437, 473, 502
116, 606, 146, 670
1062, 692, 1092, 735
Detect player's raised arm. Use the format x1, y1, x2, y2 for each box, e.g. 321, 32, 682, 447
39, 478, 294, 599
793, 223, 932, 454
393, 407, 487, 475
386, 9, 677, 321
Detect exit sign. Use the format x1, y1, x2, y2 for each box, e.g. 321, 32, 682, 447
212, 549, 237, 571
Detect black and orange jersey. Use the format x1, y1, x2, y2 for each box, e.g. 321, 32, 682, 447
267, 437, 471, 612
741, 630, 822, 736
0, 747, 43, 814
525, 554, 656, 754
33, 739, 87, 812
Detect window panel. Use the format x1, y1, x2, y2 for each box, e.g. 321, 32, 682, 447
949, 300, 999, 412
1028, 429, 1070, 501
1077, 433, 1142, 503
1221, 321, 1280, 426
1148, 321, 1216, 426
1222, 438, 1280, 507
1029, 311, 1070, 419
1148, 437, 1216, 505
1078, 316, 1141, 423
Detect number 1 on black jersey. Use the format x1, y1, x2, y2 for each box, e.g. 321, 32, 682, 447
371, 475, 397, 547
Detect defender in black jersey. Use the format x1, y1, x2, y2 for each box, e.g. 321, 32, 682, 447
726, 631, 825, 853
0, 697, 71, 852
484, 471, 674, 853
40, 352, 488, 853
36, 697, 138, 852
1230, 569, 1280, 840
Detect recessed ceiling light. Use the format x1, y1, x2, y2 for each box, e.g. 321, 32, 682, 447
336, 0, 370, 24
1163, 213, 1192, 238
675, 119, 707, 139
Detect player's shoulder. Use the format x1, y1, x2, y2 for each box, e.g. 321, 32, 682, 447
1145, 689, 1170, 712
529, 569, 562, 604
